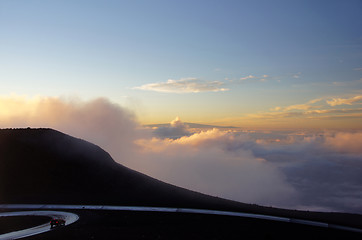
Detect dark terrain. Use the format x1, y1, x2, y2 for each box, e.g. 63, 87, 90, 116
0, 128, 361, 239
0, 216, 50, 234
25, 210, 362, 240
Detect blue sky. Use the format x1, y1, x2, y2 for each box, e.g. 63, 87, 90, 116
1, 0, 362, 127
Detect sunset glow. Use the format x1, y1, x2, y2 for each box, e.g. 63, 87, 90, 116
1, 1, 362, 213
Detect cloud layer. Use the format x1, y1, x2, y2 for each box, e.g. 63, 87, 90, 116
135, 127, 296, 206
252, 131, 362, 213
1, 96, 362, 213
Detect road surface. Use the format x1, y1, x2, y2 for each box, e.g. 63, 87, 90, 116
0, 210, 79, 240
0, 204, 361, 239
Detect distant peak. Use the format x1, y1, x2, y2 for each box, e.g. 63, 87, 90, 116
170, 116, 185, 127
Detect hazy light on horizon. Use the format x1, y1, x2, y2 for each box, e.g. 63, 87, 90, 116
1, 96, 361, 213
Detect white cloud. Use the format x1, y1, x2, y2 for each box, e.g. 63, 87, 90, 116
153, 117, 191, 139
0, 96, 139, 160
135, 129, 296, 206
292, 72, 302, 79
133, 78, 229, 93
137, 126, 362, 213
324, 132, 362, 154
240, 75, 257, 81
252, 130, 362, 213
239, 74, 270, 82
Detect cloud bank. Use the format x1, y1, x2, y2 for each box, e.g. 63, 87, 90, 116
1, 96, 362, 213
0, 96, 139, 160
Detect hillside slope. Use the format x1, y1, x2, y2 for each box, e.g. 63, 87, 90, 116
0, 128, 243, 209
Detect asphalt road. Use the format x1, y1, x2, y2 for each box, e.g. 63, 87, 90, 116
1, 204, 361, 236
0, 210, 79, 240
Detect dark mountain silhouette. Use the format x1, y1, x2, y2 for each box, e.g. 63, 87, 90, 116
0, 128, 361, 229
0, 128, 242, 209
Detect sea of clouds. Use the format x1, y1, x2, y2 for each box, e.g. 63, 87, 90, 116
1, 96, 361, 213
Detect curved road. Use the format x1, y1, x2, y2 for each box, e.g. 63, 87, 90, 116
0, 204, 361, 239
0, 210, 79, 240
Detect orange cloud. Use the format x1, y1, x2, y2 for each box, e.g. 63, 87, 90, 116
326, 96, 362, 106
272, 98, 322, 112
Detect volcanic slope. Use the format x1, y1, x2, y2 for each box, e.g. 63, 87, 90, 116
0, 128, 244, 209
0, 128, 361, 229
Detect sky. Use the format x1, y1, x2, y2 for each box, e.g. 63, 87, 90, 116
1, 0, 362, 128
1, 1, 362, 214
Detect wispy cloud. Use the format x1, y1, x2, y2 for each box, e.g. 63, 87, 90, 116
283, 104, 314, 111
253, 107, 362, 120
326, 95, 362, 106
247, 111, 304, 119
292, 72, 302, 79
133, 78, 229, 93
249, 95, 362, 125
308, 98, 323, 104
331, 78, 362, 87
240, 75, 257, 81
239, 74, 270, 82
305, 108, 362, 115
271, 98, 322, 112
